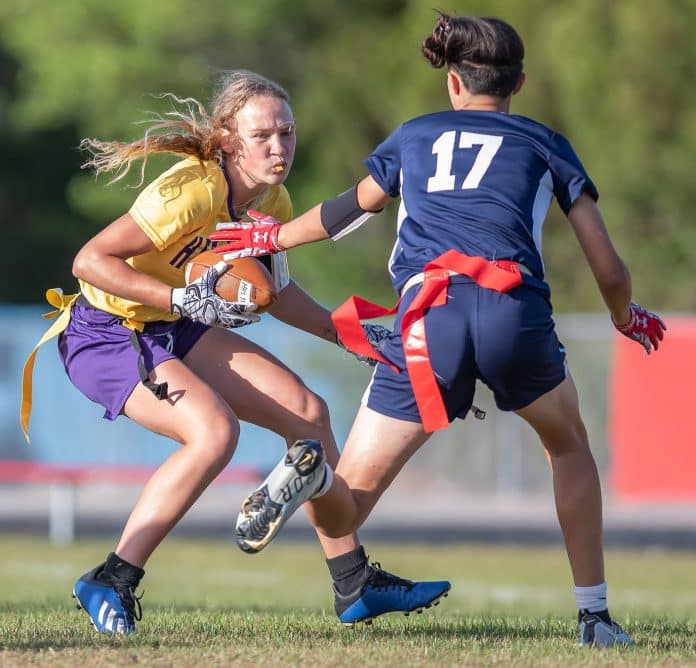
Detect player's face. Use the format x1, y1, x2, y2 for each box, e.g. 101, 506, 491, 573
233, 95, 296, 187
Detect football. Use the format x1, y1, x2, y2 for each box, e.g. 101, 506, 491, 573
184, 250, 277, 313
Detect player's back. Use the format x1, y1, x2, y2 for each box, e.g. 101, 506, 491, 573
366, 110, 595, 293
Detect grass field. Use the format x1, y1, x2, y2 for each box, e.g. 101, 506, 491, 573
1, 535, 695, 667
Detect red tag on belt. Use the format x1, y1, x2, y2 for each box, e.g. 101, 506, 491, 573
332, 250, 524, 433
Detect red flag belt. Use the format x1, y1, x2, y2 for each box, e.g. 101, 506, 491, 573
332, 250, 524, 433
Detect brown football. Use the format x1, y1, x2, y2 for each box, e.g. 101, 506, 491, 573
184, 250, 277, 313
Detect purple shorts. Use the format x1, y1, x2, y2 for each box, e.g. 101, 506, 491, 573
58, 302, 209, 420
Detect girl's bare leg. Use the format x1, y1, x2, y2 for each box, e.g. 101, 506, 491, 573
307, 405, 430, 539
515, 374, 604, 586
118, 357, 240, 566
183, 327, 359, 558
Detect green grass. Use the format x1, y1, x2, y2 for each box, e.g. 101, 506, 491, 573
1, 536, 695, 666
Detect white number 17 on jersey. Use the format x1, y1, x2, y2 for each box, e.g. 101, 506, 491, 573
427, 131, 503, 192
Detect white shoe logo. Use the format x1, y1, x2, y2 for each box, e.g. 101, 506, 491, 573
98, 600, 125, 632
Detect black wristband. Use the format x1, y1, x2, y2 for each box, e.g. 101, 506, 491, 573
320, 186, 380, 239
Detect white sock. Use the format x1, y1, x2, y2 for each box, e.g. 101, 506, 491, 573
574, 581, 608, 613
311, 464, 334, 499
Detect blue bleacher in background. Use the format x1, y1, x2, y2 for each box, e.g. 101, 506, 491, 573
1, 304, 370, 470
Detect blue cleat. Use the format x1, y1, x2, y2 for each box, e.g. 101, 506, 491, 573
72, 562, 143, 634
334, 561, 451, 625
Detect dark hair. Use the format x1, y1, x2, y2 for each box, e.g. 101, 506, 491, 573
421, 13, 524, 97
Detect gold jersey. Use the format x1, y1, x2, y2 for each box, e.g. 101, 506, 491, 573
79, 156, 292, 323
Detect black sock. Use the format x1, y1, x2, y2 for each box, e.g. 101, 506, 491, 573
326, 546, 368, 596
102, 552, 145, 586
579, 608, 612, 625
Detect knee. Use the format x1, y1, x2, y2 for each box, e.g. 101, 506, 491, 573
544, 417, 590, 459
194, 413, 240, 471
297, 391, 331, 431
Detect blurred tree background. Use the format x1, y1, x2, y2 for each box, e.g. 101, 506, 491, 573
1, 0, 694, 310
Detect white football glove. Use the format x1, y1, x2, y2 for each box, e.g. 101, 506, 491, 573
171, 261, 259, 329
337, 324, 391, 366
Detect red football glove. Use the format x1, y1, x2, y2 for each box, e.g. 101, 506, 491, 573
612, 302, 666, 354
209, 210, 285, 260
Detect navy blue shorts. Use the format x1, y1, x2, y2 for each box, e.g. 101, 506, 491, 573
364, 278, 566, 424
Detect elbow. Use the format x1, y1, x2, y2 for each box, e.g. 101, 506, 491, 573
71, 250, 86, 281
72, 247, 97, 282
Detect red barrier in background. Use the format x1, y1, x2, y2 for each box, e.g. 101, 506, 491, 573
608, 317, 696, 500
0, 460, 263, 485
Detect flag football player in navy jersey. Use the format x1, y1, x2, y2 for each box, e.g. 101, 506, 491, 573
212, 15, 665, 643
24, 70, 449, 634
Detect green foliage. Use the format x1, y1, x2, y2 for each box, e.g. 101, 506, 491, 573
1, 0, 694, 309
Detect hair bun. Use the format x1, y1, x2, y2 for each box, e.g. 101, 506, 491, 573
421, 12, 451, 68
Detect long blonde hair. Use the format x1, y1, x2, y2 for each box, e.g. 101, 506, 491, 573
80, 70, 290, 185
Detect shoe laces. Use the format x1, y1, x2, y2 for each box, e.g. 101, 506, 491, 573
106, 574, 143, 624
365, 562, 414, 592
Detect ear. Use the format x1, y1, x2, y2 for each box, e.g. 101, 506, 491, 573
447, 69, 463, 97
512, 72, 526, 96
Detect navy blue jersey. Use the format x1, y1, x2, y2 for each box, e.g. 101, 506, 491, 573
364, 110, 597, 295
